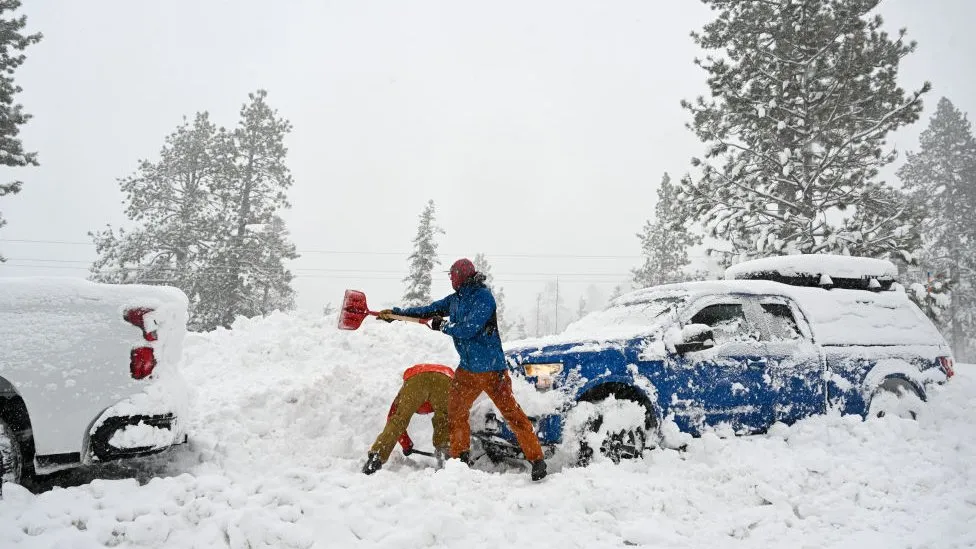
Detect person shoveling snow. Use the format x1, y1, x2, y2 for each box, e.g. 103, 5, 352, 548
377, 258, 548, 481
362, 364, 454, 475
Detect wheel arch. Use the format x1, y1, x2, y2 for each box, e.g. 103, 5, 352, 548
874, 374, 926, 401
0, 376, 36, 469
577, 381, 659, 429
861, 359, 928, 403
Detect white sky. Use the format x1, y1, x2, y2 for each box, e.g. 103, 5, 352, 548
1, 1, 974, 323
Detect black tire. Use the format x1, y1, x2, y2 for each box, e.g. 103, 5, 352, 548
868, 378, 924, 420
576, 388, 657, 466
0, 417, 24, 487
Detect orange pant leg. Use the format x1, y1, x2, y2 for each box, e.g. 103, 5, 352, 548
484, 370, 545, 462
448, 368, 485, 458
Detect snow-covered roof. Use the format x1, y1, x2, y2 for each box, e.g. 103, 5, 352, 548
724, 254, 898, 281
514, 278, 946, 349
0, 277, 188, 309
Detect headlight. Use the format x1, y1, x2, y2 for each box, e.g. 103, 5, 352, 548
523, 363, 563, 390
524, 363, 564, 377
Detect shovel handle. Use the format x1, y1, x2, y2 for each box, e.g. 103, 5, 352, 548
370, 312, 430, 325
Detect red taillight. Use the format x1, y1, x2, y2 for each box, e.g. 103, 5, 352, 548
124, 307, 158, 341
130, 347, 156, 379
937, 356, 955, 378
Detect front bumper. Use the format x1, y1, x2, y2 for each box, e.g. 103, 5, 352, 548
472, 412, 562, 459
88, 413, 186, 462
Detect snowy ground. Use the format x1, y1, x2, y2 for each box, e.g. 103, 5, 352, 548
2, 312, 975, 548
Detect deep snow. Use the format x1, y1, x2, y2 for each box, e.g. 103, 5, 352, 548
2, 312, 974, 548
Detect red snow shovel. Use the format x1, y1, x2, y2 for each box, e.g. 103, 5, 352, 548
337, 290, 431, 330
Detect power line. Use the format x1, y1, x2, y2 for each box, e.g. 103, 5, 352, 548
2, 258, 629, 276
0, 239, 652, 260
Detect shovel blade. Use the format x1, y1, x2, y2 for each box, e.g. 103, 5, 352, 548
338, 289, 370, 330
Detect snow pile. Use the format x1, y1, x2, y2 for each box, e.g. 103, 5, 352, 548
2, 312, 974, 548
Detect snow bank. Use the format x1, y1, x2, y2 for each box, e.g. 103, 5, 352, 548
2, 312, 974, 548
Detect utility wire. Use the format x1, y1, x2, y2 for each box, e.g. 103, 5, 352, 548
0, 238, 668, 260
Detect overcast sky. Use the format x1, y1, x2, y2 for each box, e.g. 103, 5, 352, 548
1, 1, 974, 323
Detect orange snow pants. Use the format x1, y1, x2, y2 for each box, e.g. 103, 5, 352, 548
448, 368, 544, 462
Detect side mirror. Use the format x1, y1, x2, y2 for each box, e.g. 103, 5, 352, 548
673, 323, 715, 354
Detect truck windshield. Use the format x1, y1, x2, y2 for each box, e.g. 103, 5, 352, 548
563, 296, 686, 339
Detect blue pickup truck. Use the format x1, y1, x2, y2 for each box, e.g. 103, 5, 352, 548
474, 255, 955, 465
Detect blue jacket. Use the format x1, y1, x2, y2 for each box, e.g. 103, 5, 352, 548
394, 280, 506, 373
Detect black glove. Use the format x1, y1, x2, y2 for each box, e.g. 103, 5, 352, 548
402, 445, 414, 456
430, 316, 444, 331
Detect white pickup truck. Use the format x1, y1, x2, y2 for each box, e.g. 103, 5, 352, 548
0, 278, 190, 486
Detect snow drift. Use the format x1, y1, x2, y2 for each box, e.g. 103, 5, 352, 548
1, 311, 974, 548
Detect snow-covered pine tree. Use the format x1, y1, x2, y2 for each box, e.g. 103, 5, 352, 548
402, 200, 444, 306
209, 90, 298, 328
473, 253, 513, 337
897, 97, 976, 360
89, 113, 223, 328
0, 0, 41, 261
633, 173, 703, 288
248, 216, 299, 317
678, 0, 930, 264
608, 283, 629, 303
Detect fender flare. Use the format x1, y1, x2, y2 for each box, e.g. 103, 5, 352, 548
574, 377, 661, 429
0, 375, 36, 467
861, 360, 928, 403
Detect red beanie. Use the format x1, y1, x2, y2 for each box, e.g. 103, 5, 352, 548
449, 258, 477, 290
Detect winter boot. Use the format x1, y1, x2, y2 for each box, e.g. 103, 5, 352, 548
362, 453, 382, 475
530, 459, 547, 481
458, 451, 473, 467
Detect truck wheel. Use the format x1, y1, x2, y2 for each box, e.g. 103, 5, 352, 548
575, 393, 657, 466
868, 378, 923, 420
0, 418, 24, 486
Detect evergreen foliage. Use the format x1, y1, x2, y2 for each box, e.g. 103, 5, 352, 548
897, 97, 976, 360
633, 173, 703, 288
90, 92, 298, 331
0, 0, 41, 261
678, 0, 930, 265
402, 200, 444, 306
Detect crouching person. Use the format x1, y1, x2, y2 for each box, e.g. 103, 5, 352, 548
362, 364, 454, 475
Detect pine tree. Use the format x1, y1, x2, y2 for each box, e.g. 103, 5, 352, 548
0, 0, 41, 261
896, 97, 976, 360
678, 0, 930, 264
473, 253, 513, 337
402, 200, 444, 306
633, 173, 703, 288
608, 283, 628, 302
90, 92, 298, 331
210, 90, 298, 328
90, 113, 223, 328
